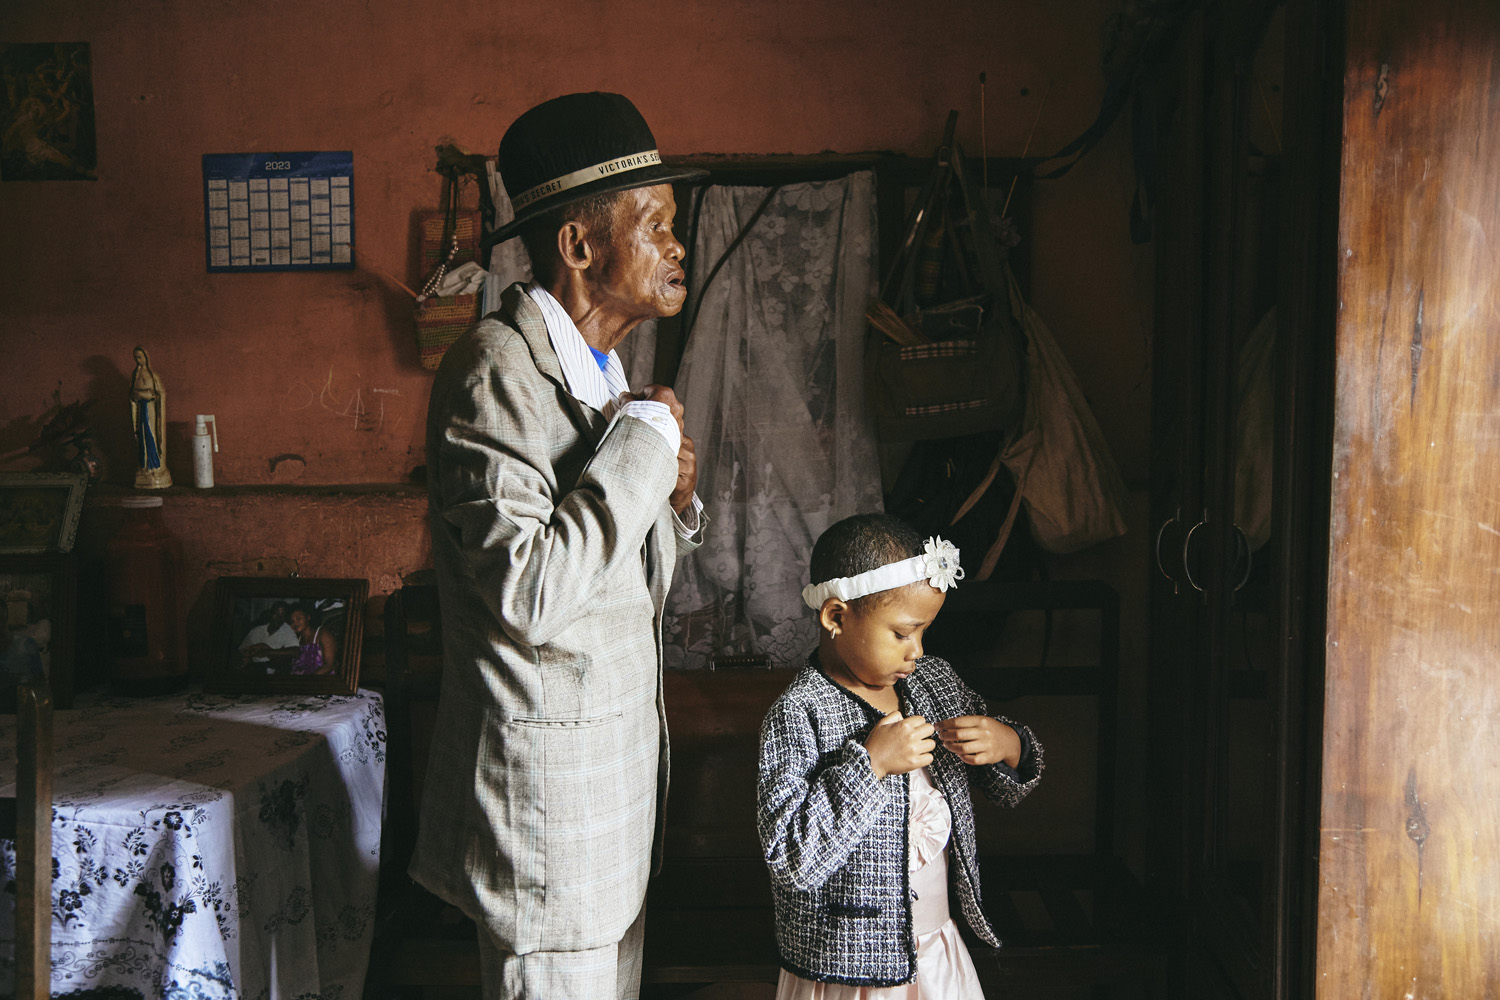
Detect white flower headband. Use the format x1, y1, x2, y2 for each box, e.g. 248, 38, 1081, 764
801, 536, 964, 610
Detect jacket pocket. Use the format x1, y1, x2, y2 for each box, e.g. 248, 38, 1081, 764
491, 708, 656, 950
509, 711, 622, 728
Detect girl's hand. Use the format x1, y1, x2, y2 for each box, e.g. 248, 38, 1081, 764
936, 716, 1021, 767
865, 711, 936, 779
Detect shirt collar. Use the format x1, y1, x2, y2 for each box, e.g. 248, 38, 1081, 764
525, 281, 631, 413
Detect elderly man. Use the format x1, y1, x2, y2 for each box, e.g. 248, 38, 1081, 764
410, 92, 708, 1000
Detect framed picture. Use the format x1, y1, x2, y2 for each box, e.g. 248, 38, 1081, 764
0, 552, 76, 708
0, 472, 88, 553
0, 42, 97, 182
209, 577, 367, 695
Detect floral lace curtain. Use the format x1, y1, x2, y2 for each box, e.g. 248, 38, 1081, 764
659, 172, 885, 669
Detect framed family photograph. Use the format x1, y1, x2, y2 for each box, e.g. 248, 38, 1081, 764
0, 552, 76, 708
0, 472, 88, 553
209, 577, 367, 695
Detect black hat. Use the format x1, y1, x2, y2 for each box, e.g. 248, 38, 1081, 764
489, 92, 706, 244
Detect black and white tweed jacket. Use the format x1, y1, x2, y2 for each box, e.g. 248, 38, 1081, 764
757, 651, 1043, 987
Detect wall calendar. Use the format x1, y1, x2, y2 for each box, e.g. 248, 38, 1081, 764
203, 151, 353, 272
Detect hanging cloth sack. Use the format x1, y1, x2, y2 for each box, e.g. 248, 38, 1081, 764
866, 112, 1027, 441
955, 268, 1131, 576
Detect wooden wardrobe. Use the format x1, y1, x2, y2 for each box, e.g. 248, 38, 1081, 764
1148, 0, 1500, 996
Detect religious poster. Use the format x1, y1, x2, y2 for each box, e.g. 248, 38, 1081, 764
0, 42, 97, 181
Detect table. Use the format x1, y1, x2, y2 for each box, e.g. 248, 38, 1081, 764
0, 688, 386, 999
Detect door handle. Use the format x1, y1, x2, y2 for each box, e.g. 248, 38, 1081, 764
1182, 513, 1207, 594
1158, 509, 1182, 593
1155, 509, 1182, 592
1231, 523, 1254, 593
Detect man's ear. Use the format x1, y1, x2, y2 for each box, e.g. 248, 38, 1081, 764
819, 599, 849, 637
556, 220, 595, 273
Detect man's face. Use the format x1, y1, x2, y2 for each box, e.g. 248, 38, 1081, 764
590, 184, 687, 323
268, 605, 287, 629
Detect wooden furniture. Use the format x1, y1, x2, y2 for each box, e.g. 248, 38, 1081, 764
940, 578, 1168, 998
1318, 0, 1500, 995
1146, 1, 1336, 996
643, 667, 791, 993
371, 583, 482, 994
0, 677, 53, 1000
1152, 1, 1500, 993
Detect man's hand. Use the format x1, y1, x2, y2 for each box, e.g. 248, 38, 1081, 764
866, 711, 936, 779
625, 384, 696, 512
936, 715, 1021, 767
671, 432, 698, 513
634, 384, 685, 433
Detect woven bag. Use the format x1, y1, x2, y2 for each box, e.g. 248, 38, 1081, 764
866, 113, 1026, 441
414, 294, 479, 372
413, 175, 482, 371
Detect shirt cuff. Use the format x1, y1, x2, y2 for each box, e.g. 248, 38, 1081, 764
673, 493, 705, 539
619, 400, 680, 454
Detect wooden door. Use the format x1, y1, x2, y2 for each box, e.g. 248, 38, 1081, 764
1149, 1, 1334, 996
1318, 0, 1500, 993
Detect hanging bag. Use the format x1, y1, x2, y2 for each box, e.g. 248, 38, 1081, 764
413, 173, 483, 371
956, 268, 1131, 576
866, 112, 1027, 442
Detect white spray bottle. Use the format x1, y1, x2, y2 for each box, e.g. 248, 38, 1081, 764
192, 414, 219, 488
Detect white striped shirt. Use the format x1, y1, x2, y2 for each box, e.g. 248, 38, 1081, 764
526, 282, 703, 535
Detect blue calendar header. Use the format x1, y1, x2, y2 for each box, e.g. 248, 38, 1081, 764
203, 151, 354, 272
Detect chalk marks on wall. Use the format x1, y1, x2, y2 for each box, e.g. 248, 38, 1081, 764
283, 367, 405, 434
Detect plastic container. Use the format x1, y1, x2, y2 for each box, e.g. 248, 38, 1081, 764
191, 414, 218, 488
105, 495, 188, 693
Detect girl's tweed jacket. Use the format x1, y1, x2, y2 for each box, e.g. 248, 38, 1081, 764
757, 651, 1044, 987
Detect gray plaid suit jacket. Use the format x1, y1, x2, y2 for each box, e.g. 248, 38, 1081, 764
411, 283, 699, 955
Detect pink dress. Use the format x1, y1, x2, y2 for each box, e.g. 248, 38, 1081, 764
775, 766, 986, 999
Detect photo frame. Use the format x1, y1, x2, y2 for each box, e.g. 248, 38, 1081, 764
0, 472, 88, 553
209, 577, 367, 695
0, 552, 76, 708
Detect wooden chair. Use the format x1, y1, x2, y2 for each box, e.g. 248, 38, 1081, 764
938, 579, 1169, 999
366, 583, 482, 996
1, 676, 54, 1000
642, 665, 789, 996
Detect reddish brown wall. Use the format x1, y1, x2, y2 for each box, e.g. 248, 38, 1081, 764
4, 0, 1152, 873
2, 0, 1146, 488
3, 0, 1148, 692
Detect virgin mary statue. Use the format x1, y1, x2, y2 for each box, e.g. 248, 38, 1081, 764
131, 345, 172, 489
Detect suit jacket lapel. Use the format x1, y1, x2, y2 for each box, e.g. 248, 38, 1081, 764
501, 283, 608, 442
503, 283, 677, 608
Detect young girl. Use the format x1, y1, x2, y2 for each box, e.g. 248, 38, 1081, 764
758, 513, 1044, 998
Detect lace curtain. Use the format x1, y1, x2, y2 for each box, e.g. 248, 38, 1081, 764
658, 172, 885, 669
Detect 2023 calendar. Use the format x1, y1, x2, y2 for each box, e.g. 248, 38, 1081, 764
203, 151, 353, 271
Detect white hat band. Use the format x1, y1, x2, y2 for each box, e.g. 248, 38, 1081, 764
510, 149, 663, 211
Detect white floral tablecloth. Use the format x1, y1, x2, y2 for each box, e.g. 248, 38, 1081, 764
0, 688, 386, 1000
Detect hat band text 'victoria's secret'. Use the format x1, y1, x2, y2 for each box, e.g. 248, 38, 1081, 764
510, 150, 663, 211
